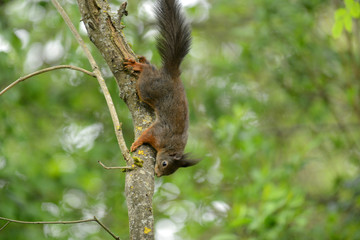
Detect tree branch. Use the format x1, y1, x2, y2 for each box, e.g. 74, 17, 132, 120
0, 65, 95, 96
75, 0, 156, 239
0, 216, 120, 240
0, 221, 10, 232
98, 160, 135, 171
93, 216, 120, 240
51, 0, 132, 162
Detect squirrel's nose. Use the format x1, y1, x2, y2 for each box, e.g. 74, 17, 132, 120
154, 165, 161, 177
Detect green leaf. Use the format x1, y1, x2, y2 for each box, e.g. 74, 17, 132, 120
332, 21, 344, 38
344, 0, 360, 18
344, 0, 354, 11
350, 1, 360, 17
344, 13, 353, 32
334, 8, 347, 20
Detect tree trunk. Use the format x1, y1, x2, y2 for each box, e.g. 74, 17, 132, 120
76, 1, 155, 239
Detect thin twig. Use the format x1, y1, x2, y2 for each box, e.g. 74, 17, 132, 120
0, 65, 95, 96
51, 0, 132, 162
94, 216, 120, 240
0, 216, 120, 240
98, 161, 134, 171
0, 216, 95, 225
0, 221, 10, 232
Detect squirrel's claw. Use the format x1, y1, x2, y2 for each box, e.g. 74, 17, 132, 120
123, 58, 144, 72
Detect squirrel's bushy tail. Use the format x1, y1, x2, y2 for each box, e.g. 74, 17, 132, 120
155, 0, 191, 78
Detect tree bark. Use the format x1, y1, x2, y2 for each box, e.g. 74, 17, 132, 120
76, 1, 155, 239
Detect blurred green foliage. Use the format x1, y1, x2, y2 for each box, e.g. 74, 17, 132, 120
332, 0, 360, 38
1, 0, 360, 239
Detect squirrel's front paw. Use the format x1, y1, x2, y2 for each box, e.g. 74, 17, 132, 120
130, 142, 140, 152
123, 58, 143, 72
123, 58, 136, 64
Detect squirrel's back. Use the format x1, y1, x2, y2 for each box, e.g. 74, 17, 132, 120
155, 0, 191, 78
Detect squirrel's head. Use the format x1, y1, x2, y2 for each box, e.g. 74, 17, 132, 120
155, 151, 200, 177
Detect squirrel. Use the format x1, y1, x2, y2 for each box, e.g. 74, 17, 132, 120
123, 0, 200, 177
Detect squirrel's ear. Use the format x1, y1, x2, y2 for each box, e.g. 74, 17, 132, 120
169, 153, 182, 161
180, 153, 201, 168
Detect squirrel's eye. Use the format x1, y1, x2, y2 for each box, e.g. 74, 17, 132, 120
162, 161, 168, 167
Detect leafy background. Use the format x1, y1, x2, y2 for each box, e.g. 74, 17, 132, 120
1, 0, 360, 239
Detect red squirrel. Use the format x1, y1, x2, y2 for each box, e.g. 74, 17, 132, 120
123, 0, 199, 177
